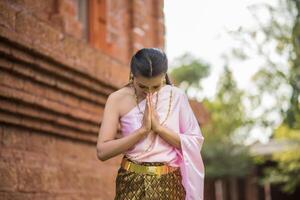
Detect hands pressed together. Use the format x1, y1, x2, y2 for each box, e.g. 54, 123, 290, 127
138, 92, 181, 150
140, 93, 162, 136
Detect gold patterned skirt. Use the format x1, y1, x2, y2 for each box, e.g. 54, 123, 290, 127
114, 156, 186, 200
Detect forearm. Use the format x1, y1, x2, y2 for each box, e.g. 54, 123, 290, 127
97, 128, 146, 161
156, 126, 181, 150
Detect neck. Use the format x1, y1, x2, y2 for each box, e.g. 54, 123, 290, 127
137, 90, 146, 99
132, 84, 146, 100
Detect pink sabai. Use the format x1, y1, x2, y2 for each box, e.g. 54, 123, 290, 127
120, 84, 205, 200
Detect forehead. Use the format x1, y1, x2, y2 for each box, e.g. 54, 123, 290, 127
135, 74, 164, 86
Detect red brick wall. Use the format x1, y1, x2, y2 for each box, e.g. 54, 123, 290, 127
89, 0, 165, 64
0, 0, 165, 199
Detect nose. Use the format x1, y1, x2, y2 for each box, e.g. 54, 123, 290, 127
144, 88, 152, 93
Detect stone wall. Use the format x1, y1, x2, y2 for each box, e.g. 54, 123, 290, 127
0, 0, 165, 199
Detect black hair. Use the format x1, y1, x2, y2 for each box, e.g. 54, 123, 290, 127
125, 48, 172, 87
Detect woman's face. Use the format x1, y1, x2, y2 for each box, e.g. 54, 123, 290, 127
134, 73, 166, 96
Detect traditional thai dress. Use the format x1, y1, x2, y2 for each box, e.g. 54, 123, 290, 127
115, 84, 205, 200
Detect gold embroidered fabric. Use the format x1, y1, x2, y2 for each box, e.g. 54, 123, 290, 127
114, 158, 186, 200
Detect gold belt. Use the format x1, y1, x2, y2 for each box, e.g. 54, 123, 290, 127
121, 157, 179, 176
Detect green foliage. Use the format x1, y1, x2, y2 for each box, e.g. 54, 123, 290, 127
170, 52, 254, 178
203, 140, 253, 178
202, 67, 245, 140
263, 125, 300, 193
201, 66, 254, 178
170, 53, 210, 90
227, 0, 300, 193
227, 0, 295, 131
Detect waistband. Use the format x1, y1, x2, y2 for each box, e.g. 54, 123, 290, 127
121, 156, 179, 176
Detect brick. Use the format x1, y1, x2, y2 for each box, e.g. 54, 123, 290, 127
15, 11, 63, 58
23, 131, 55, 155
0, 1, 17, 31
0, 126, 3, 147
7, 192, 56, 200
9, 0, 56, 21
0, 191, 31, 200
0, 0, 165, 199
0, 26, 34, 51
61, 35, 80, 62
63, 15, 83, 39
9, 47, 36, 64
0, 42, 11, 57
0, 147, 47, 169
57, 0, 77, 18
49, 0, 83, 39
0, 161, 18, 191
2, 127, 29, 150
76, 45, 97, 75
17, 166, 43, 192
14, 12, 35, 45
0, 58, 13, 70
0, 83, 97, 123
0, 70, 25, 90
4, 128, 54, 156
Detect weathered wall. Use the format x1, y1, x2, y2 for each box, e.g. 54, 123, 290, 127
0, 0, 165, 199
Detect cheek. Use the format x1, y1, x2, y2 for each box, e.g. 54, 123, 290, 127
139, 88, 148, 95
153, 88, 160, 92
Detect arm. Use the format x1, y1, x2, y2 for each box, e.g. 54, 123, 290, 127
96, 93, 147, 161
153, 91, 203, 150
149, 92, 182, 149
155, 126, 181, 150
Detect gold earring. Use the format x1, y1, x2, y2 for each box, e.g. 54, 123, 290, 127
129, 73, 134, 84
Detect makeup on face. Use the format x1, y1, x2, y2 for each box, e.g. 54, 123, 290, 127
135, 74, 165, 95
137, 82, 162, 91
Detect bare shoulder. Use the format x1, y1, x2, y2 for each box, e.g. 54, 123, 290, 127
110, 86, 133, 100
106, 86, 134, 116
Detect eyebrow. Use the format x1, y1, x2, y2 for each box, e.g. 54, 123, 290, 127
138, 83, 161, 88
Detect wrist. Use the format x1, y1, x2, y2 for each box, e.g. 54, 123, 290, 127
138, 127, 148, 137
154, 124, 164, 133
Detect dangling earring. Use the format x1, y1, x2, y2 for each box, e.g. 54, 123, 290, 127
129, 73, 134, 84
163, 77, 166, 86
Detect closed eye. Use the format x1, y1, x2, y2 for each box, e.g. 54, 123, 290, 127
138, 84, 161, 89
139, 85, 147, 89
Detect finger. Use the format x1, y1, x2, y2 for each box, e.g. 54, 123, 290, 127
147, 96, 152, 114
146, 95, 151, 108
147, 95, 150, 106
144, 95, 149, 112
148, 93, 153, 107
146, 96, 151, 113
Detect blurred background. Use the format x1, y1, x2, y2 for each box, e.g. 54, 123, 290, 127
0, 0, 299, 200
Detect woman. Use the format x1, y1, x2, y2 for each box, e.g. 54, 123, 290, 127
97, 48, 204, 200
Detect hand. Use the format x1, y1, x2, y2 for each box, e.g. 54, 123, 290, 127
140, 94, 152, 133
149, 93, 162, 132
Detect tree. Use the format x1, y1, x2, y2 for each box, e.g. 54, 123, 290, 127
227, 0, 295, 131
170, 54, 254, 177
285, 0, 300, 128
227, 0, 300, 193
263, 125, 300, 193
202, 66, 253, 179
170, 53, 210, 94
